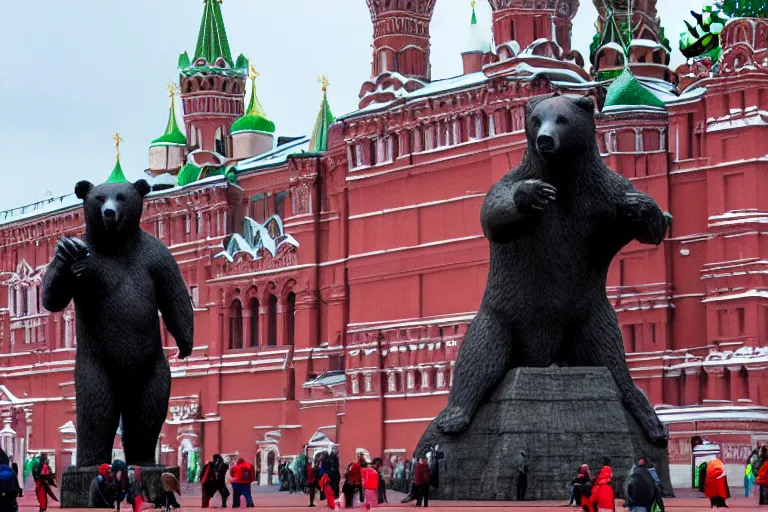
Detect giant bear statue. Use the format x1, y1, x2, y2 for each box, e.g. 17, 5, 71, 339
43, 179, 193, 467
432, 94, 670, 446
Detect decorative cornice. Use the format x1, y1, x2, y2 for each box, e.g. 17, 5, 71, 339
489, 0, 579, 20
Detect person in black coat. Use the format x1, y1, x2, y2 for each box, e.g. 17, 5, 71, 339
626, 459, 664, 512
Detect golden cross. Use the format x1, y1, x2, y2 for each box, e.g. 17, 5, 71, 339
113, 132, 124, 159
318, 74, 330, 93
166, 80, 179, 98
248, 62, 260, 82
471, 0, 476, 8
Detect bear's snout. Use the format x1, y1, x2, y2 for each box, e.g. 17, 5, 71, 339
536, 132, 557, 154
102, 199, 120, 228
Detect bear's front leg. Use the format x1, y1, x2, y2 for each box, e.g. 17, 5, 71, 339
42, 236, 90, 312
617, 192, 669, 246
435, 310, 516, 434
574, 301, 668, 446
481, 175, 556, 244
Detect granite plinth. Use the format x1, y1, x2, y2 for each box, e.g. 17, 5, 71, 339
60, 465, 179, 508
418, 367, 673, 501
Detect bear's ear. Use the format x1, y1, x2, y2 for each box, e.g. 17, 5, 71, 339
525, 95, 550, 117
75, 181, 93, 200
574, 96, 595, 114
133, 179, 151, 198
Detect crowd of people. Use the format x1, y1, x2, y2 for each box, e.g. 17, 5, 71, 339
4, 445, 768, 511
745, 445, 768, 505
200, 455, 256, 508
304, 452, 390, 510
567, 459, 664, 512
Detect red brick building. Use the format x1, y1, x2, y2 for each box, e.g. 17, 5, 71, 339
1, 0, 767, 489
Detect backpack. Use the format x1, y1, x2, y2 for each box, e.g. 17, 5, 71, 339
240, 465, 253, 482
0, 464, 16, 495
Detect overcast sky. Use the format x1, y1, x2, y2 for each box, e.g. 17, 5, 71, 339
0, 0, 704, 209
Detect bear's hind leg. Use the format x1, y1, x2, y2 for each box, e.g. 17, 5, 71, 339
436, 309, 516, 434
75, 361, 120, 466
573, 302, 668, 445
120, 358, 171, 466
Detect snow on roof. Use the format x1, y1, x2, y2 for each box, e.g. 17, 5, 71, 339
630, 39, 668, 51
707, 110, 768, 132
151, 172, 178, 187
236, 136, 310, 172
655, 404, 768, 423
0, 194, 80, 227
703, 346, 768, 364
338, 73, 489, 121
702, 289, 768, 303
512, 62, 588, 84
303, 371, 346, 389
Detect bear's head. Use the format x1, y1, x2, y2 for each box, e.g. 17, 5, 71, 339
75, 180, 150, 238
525, 94, 596, 160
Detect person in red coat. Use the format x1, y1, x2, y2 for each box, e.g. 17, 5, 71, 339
230, 458, 255, 508
413, 457, 431, 508
590, 466, 615, 512
319, 472, 337, 510
32, 454, 58, 512
704, 457, 730, 508
307, 460, 319, 507
361, 466, 379, 510
347, 458, 362, 505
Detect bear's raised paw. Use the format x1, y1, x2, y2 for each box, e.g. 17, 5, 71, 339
435, 406, 472, 434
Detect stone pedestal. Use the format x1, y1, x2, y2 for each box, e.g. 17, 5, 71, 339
417, 367, 673, 501
60, 465, 180, 508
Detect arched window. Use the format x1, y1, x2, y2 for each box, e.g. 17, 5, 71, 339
285, 292, 296, 346
215, 127, 225, 156
229, 300, 243, 350
267, 295, 278, 346
249, 298, 260, 348
21, 287, 28, 317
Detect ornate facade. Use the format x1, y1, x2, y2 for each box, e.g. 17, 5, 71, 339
0, 0, 767, 490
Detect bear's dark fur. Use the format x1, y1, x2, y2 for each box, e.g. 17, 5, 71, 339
43, 179, 193, 467
433, 94, 669, 445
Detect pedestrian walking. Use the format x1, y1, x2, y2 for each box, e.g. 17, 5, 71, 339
625, 459, 663, 512
704, 457, 730, 508
590, 466, 615, 512
126, 467, 146, 512
372, 458, 387, 505
31, 453, 57, 512
756, 446, 768, 506
230, 458, 255, 508
0, 449, 21, 512
319, 472, 337, 510
201, 454, 230, 508
307, 460, 319, 507
361, 465, 378, 509
159, 472, 182, 512
515, 451, 528, 501
413, 457, 430, 508
745, 450, 758, 498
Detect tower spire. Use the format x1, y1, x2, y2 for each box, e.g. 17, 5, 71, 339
151, 82, 187, 146
106, 133, 129, 184
193, 0, 234, 66
309, 75, 335, 153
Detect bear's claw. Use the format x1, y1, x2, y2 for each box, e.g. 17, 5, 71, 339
435, 406, 472, 434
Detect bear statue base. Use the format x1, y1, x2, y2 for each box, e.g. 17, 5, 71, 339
418, 367, 673, 501
60, 465, 180, 508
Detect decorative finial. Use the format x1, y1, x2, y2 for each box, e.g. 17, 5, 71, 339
248, 62, 260, 82
471, 0, 475, 8
113, 132, 124, 160
166, 80, 179, 98
318, 74, 330, 93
